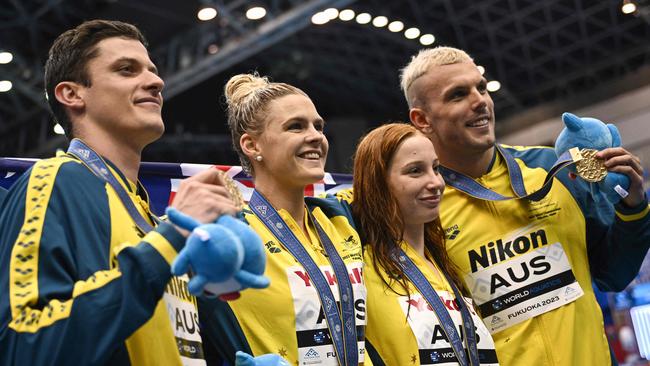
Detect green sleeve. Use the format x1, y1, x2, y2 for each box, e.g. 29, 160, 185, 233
0, 158, 186, 365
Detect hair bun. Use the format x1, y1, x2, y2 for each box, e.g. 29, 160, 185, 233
224, 73, 269, 106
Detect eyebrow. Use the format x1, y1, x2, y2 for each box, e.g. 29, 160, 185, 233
112, 57, 159, 75
442, 83, 466, 97
442, 77, 487, 98
281, 116, 325, 126
402, 158, 425, 166
401, 156, 439, 168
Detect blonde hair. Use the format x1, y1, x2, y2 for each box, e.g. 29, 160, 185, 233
224, 73, 307, 175
400, 47, 473, 108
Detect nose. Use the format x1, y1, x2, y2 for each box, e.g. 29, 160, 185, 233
144, 70, 164, 95
305, 123, 325, 144
470, 88, 488, 112
427, 169, 446, 193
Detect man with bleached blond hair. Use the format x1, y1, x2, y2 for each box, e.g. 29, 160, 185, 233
402, 46, 650, 366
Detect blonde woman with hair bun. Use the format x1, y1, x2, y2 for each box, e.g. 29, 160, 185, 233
199, 73, 370, 366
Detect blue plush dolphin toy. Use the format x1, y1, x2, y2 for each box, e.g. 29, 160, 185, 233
234, 351, 290, 366
554, 112, 630, 204
165, 207, 270, 298
166, 208, 287, 365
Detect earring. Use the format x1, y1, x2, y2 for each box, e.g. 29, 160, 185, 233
255, 155, 263, 162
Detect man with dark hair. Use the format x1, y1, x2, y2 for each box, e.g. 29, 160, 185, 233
401, 46, 650, 366
0, 19, 239, 365
43, 20, 148, 137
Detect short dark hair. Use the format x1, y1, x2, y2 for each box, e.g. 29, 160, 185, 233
44, 19, 147, 138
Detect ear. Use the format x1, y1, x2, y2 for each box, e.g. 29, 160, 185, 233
410, 107, 433, 135
240, 133, 260, 160
561, 112, 582, 132
53, 81, 85, 111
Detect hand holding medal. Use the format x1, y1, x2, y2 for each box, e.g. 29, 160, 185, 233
555, 113, 633, 205
215, 169, 245, 212
569, 148, 607, 183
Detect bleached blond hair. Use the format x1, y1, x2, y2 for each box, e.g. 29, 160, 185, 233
224, 73, 307, 175
400, 47, 473, 108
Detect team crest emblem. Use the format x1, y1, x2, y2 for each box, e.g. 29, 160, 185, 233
342, 235, 357, 248
265, 241, 282, 253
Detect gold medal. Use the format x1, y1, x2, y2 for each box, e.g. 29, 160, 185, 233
215, 169, 245, 211
573, 148, 607, 183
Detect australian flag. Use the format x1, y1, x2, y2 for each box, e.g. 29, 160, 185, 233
0, 158, 353, 216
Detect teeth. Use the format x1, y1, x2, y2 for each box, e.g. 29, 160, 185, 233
302, 152, 320, 159
468, 118, 488, 127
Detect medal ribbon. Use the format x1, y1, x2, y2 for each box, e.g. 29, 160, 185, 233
67, 139, 156, 234
249, 190, 358, 366
392, 248, 479, 366
440, 144, 577, 202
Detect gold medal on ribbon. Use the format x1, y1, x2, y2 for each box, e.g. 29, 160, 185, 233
572, 148, 607, 183
215, 169, 245, 211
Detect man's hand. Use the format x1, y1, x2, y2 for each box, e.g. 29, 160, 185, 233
170, 168, 240, 235
597, 147, 646, 207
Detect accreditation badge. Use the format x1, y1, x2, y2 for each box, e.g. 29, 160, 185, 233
398, 291, 499, 365
465, 242, 583, 333
163, 274, 206, 366
286, 262, 367, 365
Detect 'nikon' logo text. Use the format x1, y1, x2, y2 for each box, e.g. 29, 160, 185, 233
468, 229, 548, 272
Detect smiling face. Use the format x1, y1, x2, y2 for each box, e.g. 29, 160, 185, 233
387, 134, 445, 225
251, 93, 328, 190
411, 61, 495, 158
78, 37, 164, 146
